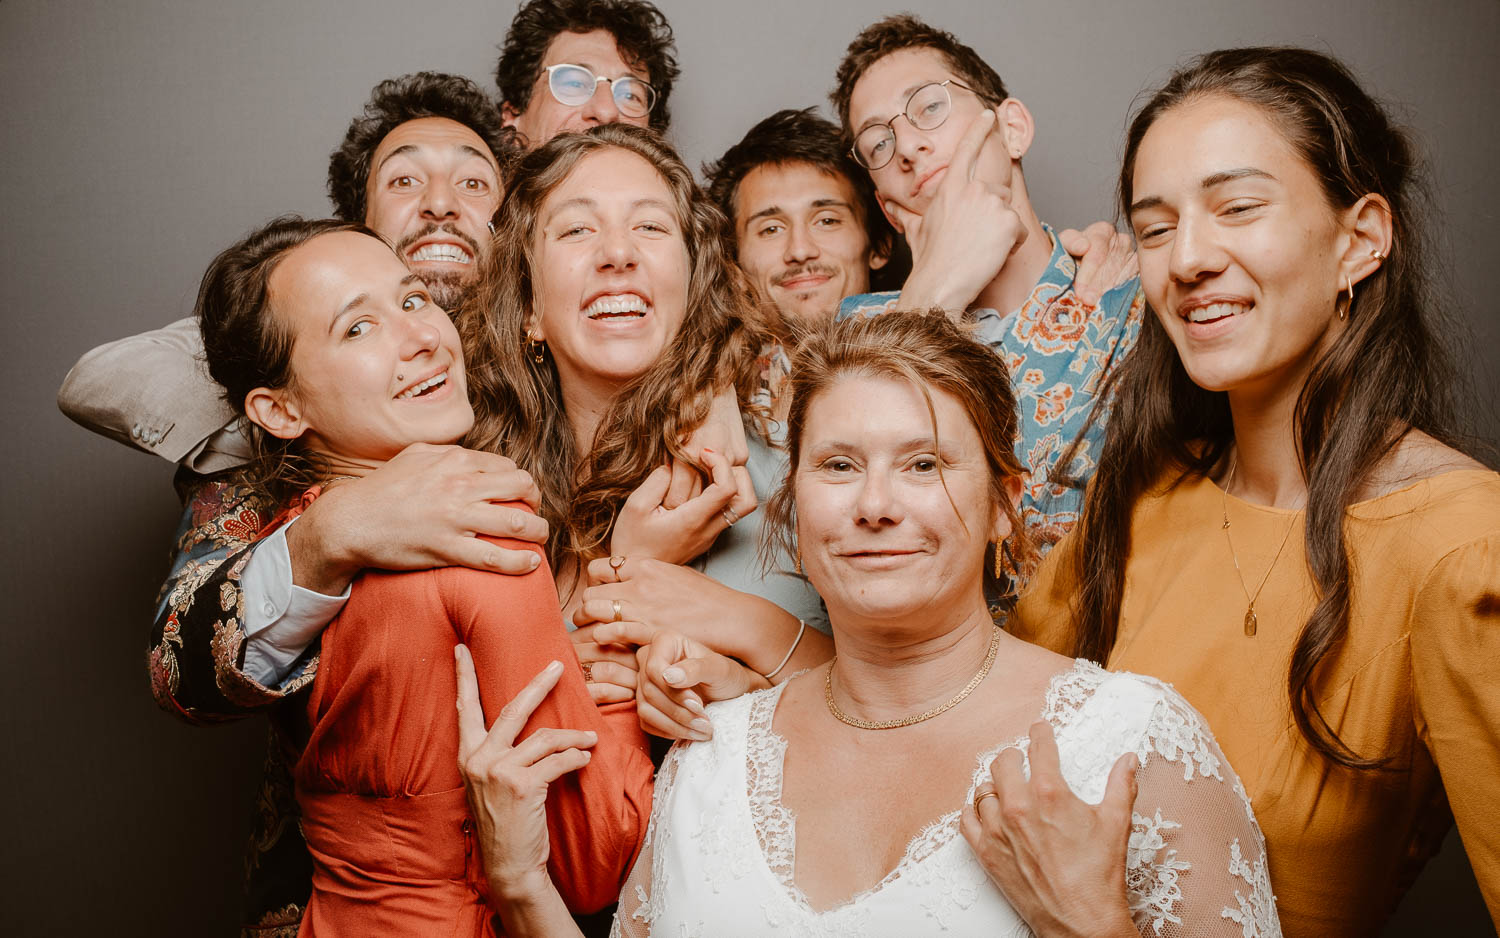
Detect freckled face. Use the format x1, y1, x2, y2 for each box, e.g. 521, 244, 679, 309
1129, 94, 1351, 397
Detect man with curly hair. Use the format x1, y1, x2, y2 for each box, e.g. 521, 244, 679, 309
496, 0, 678, 147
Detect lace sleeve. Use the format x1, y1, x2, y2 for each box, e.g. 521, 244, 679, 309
1125, 684, 1281, 937
610, 741, 691, 938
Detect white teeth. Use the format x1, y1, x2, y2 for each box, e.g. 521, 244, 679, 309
411, 244, 472, 264
396, 372, 448, 400
585, 293, 649, 319
1188, 302, 1248, 324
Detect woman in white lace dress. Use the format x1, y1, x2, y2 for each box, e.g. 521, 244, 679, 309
462, 312, 1279, 937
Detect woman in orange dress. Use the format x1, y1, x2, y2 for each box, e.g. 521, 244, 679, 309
1009, 48, 1500, 934
194, 216, 654, 936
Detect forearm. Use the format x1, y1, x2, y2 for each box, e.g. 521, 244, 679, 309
284, 487, 363, 595
897, 264, 974, 312
488, 875, 586, 938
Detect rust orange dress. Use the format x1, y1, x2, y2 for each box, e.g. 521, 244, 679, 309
272, 493, 654, 938
1012, 468, 1500, 936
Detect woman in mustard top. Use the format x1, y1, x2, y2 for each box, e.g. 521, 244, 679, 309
1011, 48, 1500, 935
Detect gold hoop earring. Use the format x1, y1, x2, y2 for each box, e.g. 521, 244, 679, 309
526, 332, 546, 364
1341, 275, 1354, 321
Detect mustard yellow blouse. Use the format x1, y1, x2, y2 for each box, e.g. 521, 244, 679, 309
1012, 469, 1500, 937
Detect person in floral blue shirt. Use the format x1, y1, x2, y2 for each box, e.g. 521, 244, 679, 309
833, 14, 1144, 576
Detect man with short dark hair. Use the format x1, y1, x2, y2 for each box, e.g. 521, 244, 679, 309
832, 14, 1144, 570
704, 107, 904, 332
497, 0, 678, 146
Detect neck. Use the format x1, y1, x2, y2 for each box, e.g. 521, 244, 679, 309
557, 373, 623, 459
973, 177, 1050, 315
1223, 379, 1308, 508
827, 601, 1000, 722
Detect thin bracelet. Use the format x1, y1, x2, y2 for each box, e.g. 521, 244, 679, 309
764, 620, 806, 680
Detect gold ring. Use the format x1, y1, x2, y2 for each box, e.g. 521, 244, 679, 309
974, 788, 999, 810
611, 599, 623, 622
581, 660, 595, 682
609, 555, 627, 581
721, 507, 739, 526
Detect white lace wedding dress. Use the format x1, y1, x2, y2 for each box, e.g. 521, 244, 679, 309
610, 660, 1279, 937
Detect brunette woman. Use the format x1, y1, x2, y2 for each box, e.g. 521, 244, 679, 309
192, 216, 653, 936
1010, 47, 1500, 934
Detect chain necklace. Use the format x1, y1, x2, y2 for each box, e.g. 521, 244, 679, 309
825, 625, 1002, 730
1220, 453, 1300, 637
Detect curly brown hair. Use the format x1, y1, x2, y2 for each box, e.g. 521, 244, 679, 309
326, 72, 514, 223
495, 0, 679, 132
460, 124, 770, 573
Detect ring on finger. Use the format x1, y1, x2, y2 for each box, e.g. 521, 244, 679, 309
611, 599, 624, 622
721, 507, 739, 526
581, 660, 594, 682
609, 555, 627, 581
973, 787, 999, 810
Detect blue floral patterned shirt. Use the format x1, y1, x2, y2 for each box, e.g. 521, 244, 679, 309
838, 225, 1144, 576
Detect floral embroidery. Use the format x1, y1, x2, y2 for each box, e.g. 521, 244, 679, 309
1126, 809, 1189, 934
1223, 838, 1280, 937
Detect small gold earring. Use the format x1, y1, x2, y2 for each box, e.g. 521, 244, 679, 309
993, 541, 1004, 580
794, 545, 803, 576
1371, 249, 1387, 262
525, 332, 546, 364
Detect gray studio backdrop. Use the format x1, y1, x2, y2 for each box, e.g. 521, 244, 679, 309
2, 0, 1495, 934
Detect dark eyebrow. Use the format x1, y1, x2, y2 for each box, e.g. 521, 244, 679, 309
747, 198, 853, 225
329, 273, 424, 334
1129, 167, 1277, 216
376, 143, 498, 174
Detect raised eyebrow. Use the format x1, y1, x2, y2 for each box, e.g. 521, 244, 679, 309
331, 293, 370, 333
1130, 168, 1276, 218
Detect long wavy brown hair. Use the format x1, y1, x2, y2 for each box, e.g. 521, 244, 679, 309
461, 124, 770, 572
760, 310, 1035, 609
1071, 47, 1475, 769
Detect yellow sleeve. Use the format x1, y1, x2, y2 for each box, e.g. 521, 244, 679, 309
1409, 531, 1500, 929
1011, 529, 1082, 656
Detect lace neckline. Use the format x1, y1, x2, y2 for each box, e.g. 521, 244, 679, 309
744, 658, 1105, 917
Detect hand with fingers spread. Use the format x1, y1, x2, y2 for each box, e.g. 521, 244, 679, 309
575, 556, 830, 677
455, 649, 595, 933
1058, 221, 1138, 306
890, 108, 1028, 313
606, 447, 758, 568
289, 442, 549, 595
960, 720, 1141, 938
590, 620, 769, 740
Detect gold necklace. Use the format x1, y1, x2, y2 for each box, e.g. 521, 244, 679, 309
1220, 453, 1300, 637
825, 625, 1002, 730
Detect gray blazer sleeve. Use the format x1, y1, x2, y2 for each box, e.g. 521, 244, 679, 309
56, 316, 252, 473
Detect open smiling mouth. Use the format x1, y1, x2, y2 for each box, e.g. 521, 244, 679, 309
409, 244, 472, 265
585, 293, 650, 321
1186, 302, 1249, 325
396, 371, 449, 400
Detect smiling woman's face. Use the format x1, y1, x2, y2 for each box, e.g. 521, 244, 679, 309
793, 372, 1007, 628
253, 230, 473, 465
528, 146, 690, 398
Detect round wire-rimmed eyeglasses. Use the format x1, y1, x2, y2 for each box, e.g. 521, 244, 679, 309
544, 63, 657, 119
852, 79, 986, 170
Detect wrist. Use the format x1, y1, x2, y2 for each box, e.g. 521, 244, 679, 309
287, 495, 359, 594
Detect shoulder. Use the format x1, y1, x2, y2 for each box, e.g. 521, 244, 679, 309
1056, 664, 1228, 783
1361, 430, 1493, 498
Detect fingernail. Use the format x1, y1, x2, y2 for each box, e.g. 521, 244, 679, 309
586, 731, 598, 741
701, 447, 715, 455
683, 697, 707, 718
689, 729, 713, 742
547, 660, 563, 674
528, 553, 541, 570
690, 718, 713, 734
662, 666, 685, 685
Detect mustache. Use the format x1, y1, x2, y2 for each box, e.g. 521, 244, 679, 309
395, 221, 482, 258
773, 263, 840, 288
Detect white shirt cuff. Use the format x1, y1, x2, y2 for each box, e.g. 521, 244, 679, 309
240, 516, 350, 686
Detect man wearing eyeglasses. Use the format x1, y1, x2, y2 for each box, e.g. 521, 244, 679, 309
496, 0, 678, 147
833, 14, 1145, 572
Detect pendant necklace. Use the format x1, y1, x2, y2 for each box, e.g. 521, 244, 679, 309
826, 625, 1002, 730
1220, 452, 1300, 637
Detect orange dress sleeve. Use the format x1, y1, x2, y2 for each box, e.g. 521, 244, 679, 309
1409, 531, 1500, 928
435, 526, 654, 915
